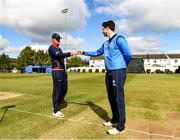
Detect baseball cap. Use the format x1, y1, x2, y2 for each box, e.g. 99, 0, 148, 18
52, 33, 62, 40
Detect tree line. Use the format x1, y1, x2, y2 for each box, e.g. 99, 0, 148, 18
0, 46, 89, 72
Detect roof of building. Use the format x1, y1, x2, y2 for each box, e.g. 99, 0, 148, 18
133, 54, 168, 59
89, 56, 104, 60
167, 54, 180, 58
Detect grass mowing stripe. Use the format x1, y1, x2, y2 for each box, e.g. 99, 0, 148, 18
10, 108, 179, 139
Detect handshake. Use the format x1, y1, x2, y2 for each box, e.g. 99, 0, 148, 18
70, 50, 84, 56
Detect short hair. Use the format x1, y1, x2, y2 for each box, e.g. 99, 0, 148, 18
102, 20, 115, 31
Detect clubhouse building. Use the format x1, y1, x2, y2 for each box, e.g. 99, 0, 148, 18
68, 54, 180, 73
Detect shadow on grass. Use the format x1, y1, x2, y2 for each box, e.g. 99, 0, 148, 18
87, 101, 110, 122
60, 100, 68, 110
66, 100, 110, 121
0, 105, 16, 123
66, 101, 88, 106
0, 109, 8, 123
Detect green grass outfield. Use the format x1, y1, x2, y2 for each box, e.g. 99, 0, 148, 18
0, 73, 180, 139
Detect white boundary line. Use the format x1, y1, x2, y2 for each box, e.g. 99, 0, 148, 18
10, 108, 100, 126
9, 108, 179, 139
126, 128, 179, 139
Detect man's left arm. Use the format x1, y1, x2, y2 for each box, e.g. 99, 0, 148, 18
117, 37, 132, 66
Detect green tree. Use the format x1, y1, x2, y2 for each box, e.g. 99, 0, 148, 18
16, 46, 35, 70
0, 53, 11, 72
33, 50, 50, 66
66, 56, 85, 69
45, 51, 51, 66
82, 59, 89, 66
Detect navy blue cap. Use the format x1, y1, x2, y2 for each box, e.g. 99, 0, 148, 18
52, 33, 62, 40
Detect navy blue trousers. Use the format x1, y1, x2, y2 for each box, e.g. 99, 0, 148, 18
52, 70, 68, 113
106, 69, 127, 131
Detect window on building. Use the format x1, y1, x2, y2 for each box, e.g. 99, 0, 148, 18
154, 59, 156, 63
174, 59, 178, 63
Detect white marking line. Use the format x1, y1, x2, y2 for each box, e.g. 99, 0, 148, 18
10, 108, 100, 126
126, 128, 178, 139
10, 108, 179, 139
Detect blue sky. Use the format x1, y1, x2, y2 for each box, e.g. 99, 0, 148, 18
0, 0, 180, 58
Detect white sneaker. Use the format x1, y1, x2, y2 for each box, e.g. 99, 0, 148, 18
103, 121, 118, 127
52, 111, 64, 118
107, 128, 125, 135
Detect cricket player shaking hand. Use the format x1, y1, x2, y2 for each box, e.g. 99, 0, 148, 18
81, 20, 132, 135
48, 33, 80, 118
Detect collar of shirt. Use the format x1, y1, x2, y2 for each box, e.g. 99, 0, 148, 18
109, 34, 117, 43
51, 41, 59, 47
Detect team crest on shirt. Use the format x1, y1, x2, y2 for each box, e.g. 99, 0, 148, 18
113, 80, 116, 86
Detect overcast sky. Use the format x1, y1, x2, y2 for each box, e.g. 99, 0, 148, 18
0, 0, 180, 58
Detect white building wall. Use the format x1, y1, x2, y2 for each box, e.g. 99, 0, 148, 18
144, 59, 169, 66
89, 60, 104, 67
68, 67, 105, 73
170, 59, 180, 67
89, 57, 180, 73
144, 58, 180, 73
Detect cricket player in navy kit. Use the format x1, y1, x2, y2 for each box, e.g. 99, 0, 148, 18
81, 20, 132, 135
48, 33, 80, 118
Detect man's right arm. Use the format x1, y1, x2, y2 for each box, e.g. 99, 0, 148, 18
49, 47, 71, 58
82, 45, 104, 57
